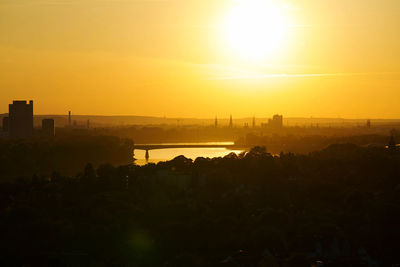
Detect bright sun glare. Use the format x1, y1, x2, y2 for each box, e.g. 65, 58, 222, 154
223, 0, 289, 61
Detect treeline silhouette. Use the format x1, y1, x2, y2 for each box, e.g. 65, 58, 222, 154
0, 144, 399, 266
0, 136, 133, 179
237, 133, 398, 154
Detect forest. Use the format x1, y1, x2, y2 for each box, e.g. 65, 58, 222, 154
0, 143, 399, 266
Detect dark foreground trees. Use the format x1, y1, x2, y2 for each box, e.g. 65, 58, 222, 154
0, 144, 399, 266
0, 136, 134, 179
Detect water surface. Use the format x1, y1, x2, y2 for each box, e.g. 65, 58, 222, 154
134, 142, 243, 165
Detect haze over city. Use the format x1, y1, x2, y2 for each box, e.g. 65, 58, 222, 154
1, 0, 400, 118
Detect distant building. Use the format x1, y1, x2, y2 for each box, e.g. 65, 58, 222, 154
262, 114, 283, 129
366, 119, 371, 128
271, 114, 283, 128
229, 115, 233, 128
42, 119, 55, 137
68, 111, 71, 127
215, 116, 218, 128
2, 117, 9, 132
9, 100, 34, 138
252, 116, 256, 128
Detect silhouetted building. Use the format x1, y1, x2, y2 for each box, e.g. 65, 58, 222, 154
263, 114, 283, 129
215, 116, 218, 128
271, 114, 283, 128
252, 116, 256, 128
42, 119, 55, 137
229, 115, 233, 128
2, 117, 9, 132
9, 100, 34, 138
68, 111, 71, 127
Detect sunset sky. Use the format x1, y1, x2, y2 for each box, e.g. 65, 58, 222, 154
1, 0, 399, 118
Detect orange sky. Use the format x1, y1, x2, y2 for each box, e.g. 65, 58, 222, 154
0, 0, 399, 118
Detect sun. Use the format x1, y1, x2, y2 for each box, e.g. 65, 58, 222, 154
223, 0, 290, 61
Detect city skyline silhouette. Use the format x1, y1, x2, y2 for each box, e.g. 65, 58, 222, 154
1, 0, 399, 118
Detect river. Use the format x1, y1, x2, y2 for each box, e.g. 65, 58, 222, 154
133, 142, 244, 165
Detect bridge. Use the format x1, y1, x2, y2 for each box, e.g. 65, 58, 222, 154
134, 143, 236, 161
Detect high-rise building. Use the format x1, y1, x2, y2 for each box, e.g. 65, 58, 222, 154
2, 117, 9, 132
229, 115, 233, 128
269, 114, 283, 128
263, 114, 283, 129
42, 119, 55, 137
215, 116, 218, 128
9, 100, 34, 138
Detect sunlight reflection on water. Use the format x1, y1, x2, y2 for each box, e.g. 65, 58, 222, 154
134, 145, 243, 166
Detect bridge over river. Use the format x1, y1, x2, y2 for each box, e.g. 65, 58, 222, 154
134, 143, 237, 161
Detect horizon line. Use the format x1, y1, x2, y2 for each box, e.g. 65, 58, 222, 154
1, 113, 400, 121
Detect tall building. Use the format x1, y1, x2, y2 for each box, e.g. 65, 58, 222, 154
9, 100, 34, 138
2, 117, 9, 132
269, 114, 283, 128
42, 119, 55, 137
263, 114, 283, 129
252, 116, 256, 128
215, 116, 218, 128
229, 115, 233, 128
68, 111, 71, 127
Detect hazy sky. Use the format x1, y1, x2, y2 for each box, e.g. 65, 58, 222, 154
1, 0, 399, 118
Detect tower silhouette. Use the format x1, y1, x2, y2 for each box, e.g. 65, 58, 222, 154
229, 115, 233, 128
215, 116, 218, 128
